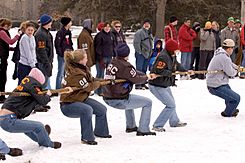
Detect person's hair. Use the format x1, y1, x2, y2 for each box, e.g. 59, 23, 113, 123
222, 46, 232, 50
103, 22, 111, 28
0, 18, 12, 27
64, 49, 87, 72
184, 17, 191, 22
111, 20, 121, 28
25, 22, 36, 29
212, 21, 220, 30
19, 21, 30, 32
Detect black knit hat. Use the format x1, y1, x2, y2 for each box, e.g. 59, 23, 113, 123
61, 17, 71, 26
143, 19, 151, 25
170, 16, 178, 23
116, 43, 130, 58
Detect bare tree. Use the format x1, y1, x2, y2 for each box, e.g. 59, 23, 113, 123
155, 0, 167, 38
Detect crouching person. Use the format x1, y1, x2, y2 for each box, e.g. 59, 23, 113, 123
0, 68, 61, 149
60, 49, 111, 145
0, 138, 22, 160
103, 43, 157, 136
149, 39, 191, 132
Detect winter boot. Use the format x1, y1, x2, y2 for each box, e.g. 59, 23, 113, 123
45, 124, 51, 135
0, 153, 6, 160
221, 109, 239, 117
136, 131, 156, 136
53, 142, 62, 149
8, 148, 23, 157
125, 127, 138, 133
81, 139, 98, 145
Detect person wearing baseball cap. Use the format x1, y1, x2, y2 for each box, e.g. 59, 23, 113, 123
206, 39, 240, 117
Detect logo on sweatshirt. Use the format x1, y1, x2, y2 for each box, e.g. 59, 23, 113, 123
79, 78, 89, 88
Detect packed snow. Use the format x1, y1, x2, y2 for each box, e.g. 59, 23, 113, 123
0, 28, 245, 163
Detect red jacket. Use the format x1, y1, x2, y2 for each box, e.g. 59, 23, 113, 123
241, 25, 245, 47
164, 23, 178, 42
178, 24, 196, 52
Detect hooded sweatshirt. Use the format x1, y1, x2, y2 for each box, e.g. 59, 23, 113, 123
206, 47, 238, 87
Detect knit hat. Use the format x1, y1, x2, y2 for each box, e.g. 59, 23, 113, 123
170, 16, 178, 23
40, 14, 52, 26
227, 17, 235, 23
28, 68, 45, 85
204, 21, 212, 29
165, 39, 179, 52
143, 19, 151, 25
97, 22, 104, 31
222, 39, 235, 48
61, 17, 71, 26
116, 43, 130, 58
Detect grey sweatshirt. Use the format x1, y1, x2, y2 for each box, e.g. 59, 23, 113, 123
206, 47, 238, 87
19, 34, 37, 68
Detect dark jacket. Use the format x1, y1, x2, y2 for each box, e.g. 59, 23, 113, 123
111, 29, 126, 46
60, 62, 100, 103
94, 30, 116, 60
149, 50, 185, 88
1, 76, 51, 119
0, 28, 11, 59
54, 26, 73, 57
102, 57, 148, 99
34, 26, 54, 77
212, 29, 221, 49
12, 33, 24, 63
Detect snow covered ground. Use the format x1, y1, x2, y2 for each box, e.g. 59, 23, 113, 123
1, 29, 245, 163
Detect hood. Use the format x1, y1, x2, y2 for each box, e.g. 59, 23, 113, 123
214, 47, 228, 56
153, 39, 163, 51
81, 19, 92, 30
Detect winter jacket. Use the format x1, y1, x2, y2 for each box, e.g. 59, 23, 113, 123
164, 23, 178, 42
77, 23, 95, 67
212, 29, 221, 49
12, 34, 24, 63
221, 26, 240, 49
94, 30, 116, 60
206, 47, 238, 88
133, 28, 153, 58
200, 28, 216, 51
60, 63, 100, 103
192, 32, 200, 48
34, 26, 54, 77
102, 57, 148, 99
149, 50, 185, 88
111, 29, 126, 46
1, 76, 51, 119
178, 24, 196, 52
0, 28, 19, 59
148, 39, 163, 69
54, 26, 73, 57
19, 34, 37, 68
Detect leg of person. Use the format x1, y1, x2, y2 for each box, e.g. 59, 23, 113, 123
135, 52, 145, 89
0, 117, 57, 148
0, 58, 7, 103
206, 50, 214, 70
240, 49, 245, 78
142, 58, 149, 89
0, 138, 10, 155
95, 61, 105, 95
208, 85, 240, 117
17, 63, 32, 85
84, 98, 111, 138
61, 102, 96, 144
198, 50, 208, 79
149, 85, 176, 129
45, 77, 52, 90
56, 55, 65, 89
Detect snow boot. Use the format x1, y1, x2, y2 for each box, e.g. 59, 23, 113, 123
125, 127, 138, 133
8, 148, 23, 157
53, 142, 62, 149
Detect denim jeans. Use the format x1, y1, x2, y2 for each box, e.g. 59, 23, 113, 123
104, 94, 152, 132
0, 114, 54, 148
0, 138, 10, 154
207, 84, 240, 116
56, 55, 65, 89
60, 98, 109, 141
240, 50, 245, 76
149, 85, 180, 127
181, 52, 192, 70
44, 77, 51, 90
95, 56, 112, 95
135, 52, 148, 74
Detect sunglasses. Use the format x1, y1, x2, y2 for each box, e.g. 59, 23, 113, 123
115, 26, 121, 28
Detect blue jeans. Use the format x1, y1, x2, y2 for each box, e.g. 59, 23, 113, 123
181, 52, 192, 70
44, 77, 51, 90
0, 138, 10, 154
240, 50, 245, 76
60, 98, 109, 141
104, 94, 152, 132
135, 52, 148, 74
95, 56, 112, 95
56, 55, 65, 89
0, 114, 54, 148
207, 84, 240, 116
149, 85, 180, 127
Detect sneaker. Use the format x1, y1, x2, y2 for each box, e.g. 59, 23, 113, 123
0, 153, 6, 160
152, 127, 166, 132
94, 134, 112, 138
136, 131, 156, 136
125, 127, 138, 133
81, 139, 98, 145
172, 122, 187, 127
45, 124, 51, 135
53, 142, 62, 149
8, 148, 23, 157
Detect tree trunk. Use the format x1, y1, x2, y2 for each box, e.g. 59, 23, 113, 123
155, 0, 167, 39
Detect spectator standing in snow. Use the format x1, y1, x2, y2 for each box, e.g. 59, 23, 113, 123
0, 18, 21, 103
206, 39, 240, 117
211, 21, 221, 50
54, 16, 73, 89
60, 49, 111, 145
111, 20, 126, 46
164, 15, 178, 42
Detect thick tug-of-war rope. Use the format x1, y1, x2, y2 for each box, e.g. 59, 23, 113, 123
1, 67, 245, 96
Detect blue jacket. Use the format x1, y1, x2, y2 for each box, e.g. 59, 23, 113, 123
148, 39, 163, 69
